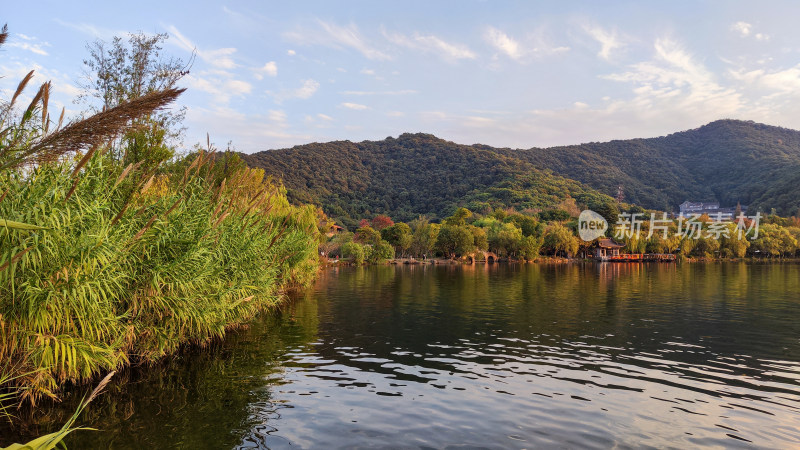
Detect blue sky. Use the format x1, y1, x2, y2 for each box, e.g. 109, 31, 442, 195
4, 1, 800, 152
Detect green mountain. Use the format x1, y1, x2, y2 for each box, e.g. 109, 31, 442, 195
505, 119, 800, 215
242, 133, 616, 229
243, 120, 800, 228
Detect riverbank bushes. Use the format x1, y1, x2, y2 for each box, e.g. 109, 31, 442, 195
0, 149, 319, 405
0, 26, 319, 407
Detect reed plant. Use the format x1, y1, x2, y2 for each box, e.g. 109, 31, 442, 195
0, 23, 320, 414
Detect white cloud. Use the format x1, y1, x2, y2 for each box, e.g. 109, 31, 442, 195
731, 64, 800, 93
8, 34, 51, 56
341, 102, 368, 110
167, 25, 239, 69
8, 41, 49, 56
342, 89, 417, 96
53, 19, 122, 39
483, 26, 570, 62
254, 61, 278, 80
273, 79, 320, 102
383, 29, 476, 61
583, 24, 625, 61
184, 71, 252, 104
185, 105, 313, 151
484, 27, 522, 60
602, 38, 743, 118
287, 49, 296, 56
284, 20, 391, 60
268, 109, 287, 123
731, 21, 752, 37
360, 68, 376, 75
317, 113, 334, 121
731, 21, 770, 41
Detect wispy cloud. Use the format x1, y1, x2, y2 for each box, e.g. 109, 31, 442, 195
731, 64, 800, 94
284, 20, 391, 61
167, 25, 239, 69
484, 27, 522, 60
184, 71, 252, 104
583, 24, 625, 61
731, 21, 769, 41
383, 28, 476, 61
483, 26, 569, 62
185, 105, 313, 151
8, 39, 50, 56
53, 19, 122, 39
732, 21, 752, 37
341, 89, 417, 96
341, 102, 369, 110
273, 79, 320, 103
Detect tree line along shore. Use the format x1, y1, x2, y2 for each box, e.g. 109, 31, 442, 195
318, 207, 800, 265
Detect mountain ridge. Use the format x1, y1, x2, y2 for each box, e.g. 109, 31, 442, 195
242, 119, 800, 227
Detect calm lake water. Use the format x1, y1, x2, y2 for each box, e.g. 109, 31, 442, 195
6, 263, 800, 449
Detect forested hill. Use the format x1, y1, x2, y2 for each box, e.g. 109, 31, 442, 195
506, 119, 800, 215
243, 120, 800, 228
242, 133, 616, 229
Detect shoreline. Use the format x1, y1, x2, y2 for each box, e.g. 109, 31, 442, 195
322, 256, 800, 267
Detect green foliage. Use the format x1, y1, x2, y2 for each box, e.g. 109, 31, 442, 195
486, 220, 523, 257
409, 217, 439, 257
341, 242, 366, 264
542, 223, 579, 257
504, 213, 542, 237
469, 225, 489, 252
435, 225, 476, 258
355, 226, 382, 246
381, 223, 412, 256
79, 31, 189, 153
444, 208, 473, 226
0, 151, 319, 404
539, 209, 571, 222
751, 223, 799, 257
519, 235, 543, 260
368, 240, 395, 263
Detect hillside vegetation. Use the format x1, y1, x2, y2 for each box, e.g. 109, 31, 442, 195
508, 119, 800, 215
245, 120, 800, 226
243, 133, 616, 228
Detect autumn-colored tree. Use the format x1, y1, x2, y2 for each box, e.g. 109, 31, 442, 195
371, 214, 394, 230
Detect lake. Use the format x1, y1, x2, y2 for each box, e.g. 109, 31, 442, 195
7, 262, 800, 449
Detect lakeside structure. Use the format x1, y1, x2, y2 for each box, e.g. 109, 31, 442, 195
678, 201, 745, 221
593, 238, 676, 262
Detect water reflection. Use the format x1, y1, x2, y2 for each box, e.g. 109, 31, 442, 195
3, 263, 799, 449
